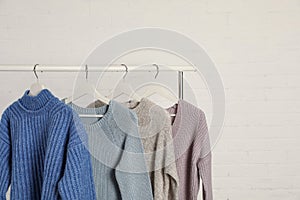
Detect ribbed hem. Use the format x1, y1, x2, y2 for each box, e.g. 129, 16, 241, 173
17, 89, 57, 114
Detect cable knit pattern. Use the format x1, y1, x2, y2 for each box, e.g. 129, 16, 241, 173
70, 100, 153, 200
0, 89, 96, 200
167, 100, 213, 200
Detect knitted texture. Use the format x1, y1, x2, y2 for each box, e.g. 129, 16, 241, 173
0, 89, 96, 200
70, 100, 153, 200
126, 98, 179, 200
167, 100, 213, 200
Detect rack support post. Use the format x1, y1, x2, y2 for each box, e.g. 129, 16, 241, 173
178, 71, 183, 100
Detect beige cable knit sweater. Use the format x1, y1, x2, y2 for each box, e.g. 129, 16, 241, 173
88, 98, 179, 200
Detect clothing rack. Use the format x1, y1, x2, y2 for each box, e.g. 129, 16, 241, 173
0, 65, 197, 100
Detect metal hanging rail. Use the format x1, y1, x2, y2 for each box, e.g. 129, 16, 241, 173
0, 64, 194, 100
0, 65, 196, 72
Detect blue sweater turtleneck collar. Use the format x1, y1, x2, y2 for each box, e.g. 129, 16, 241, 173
18, 89, 57, 112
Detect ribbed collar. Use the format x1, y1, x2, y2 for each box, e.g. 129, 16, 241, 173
18, 89, 57, 112
68, 100, 113, 131
127, 98, 151, 116
127, 98, 173, 137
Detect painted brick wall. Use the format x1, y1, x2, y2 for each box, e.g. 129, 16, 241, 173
0, 0, 300, 199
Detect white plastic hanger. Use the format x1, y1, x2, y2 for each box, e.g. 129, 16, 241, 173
64, 65, 110, 118
29, 64, 45, 96
141, 84, 178, 103
137, 84, 178, 117
134, 64, 178, 116
111, 64, 141, 101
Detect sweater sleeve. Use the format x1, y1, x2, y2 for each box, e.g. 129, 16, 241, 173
152, 116, 179, 200
196, 111, 213, 200
115, 113, 153, 200
198, 153, 212, 200
58, 111, 96, 200
160, 126, 179, 200
0, 110, 11, 200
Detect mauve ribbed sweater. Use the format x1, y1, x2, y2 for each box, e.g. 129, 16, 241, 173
0, 89, 96, 200
167, 100, 213, 200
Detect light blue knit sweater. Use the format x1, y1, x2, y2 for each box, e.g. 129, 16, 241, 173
68, 100, 153, 200
0, 89, 96, 200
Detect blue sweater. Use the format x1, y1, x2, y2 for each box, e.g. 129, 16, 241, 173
68, 101, 153, 200
0, 89, 96, 200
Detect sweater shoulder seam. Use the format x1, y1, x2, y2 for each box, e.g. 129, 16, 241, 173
0, 108, 11, 145
68, 142, 86, 150
52, 103, 72, 116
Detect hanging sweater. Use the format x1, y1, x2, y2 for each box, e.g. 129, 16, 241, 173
167, 100, 213, 200
68, 100, 153, 200
0, 89, 96, 200
127, 98, 179, 200
89, 98, 179, 200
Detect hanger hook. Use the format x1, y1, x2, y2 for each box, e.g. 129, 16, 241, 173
85, 64, 88, 80
153, 63, 159, 79
33, 64, 39, 80
121, 63, 128, 79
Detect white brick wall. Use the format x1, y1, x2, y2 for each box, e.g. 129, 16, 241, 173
0, 0, 300, 199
